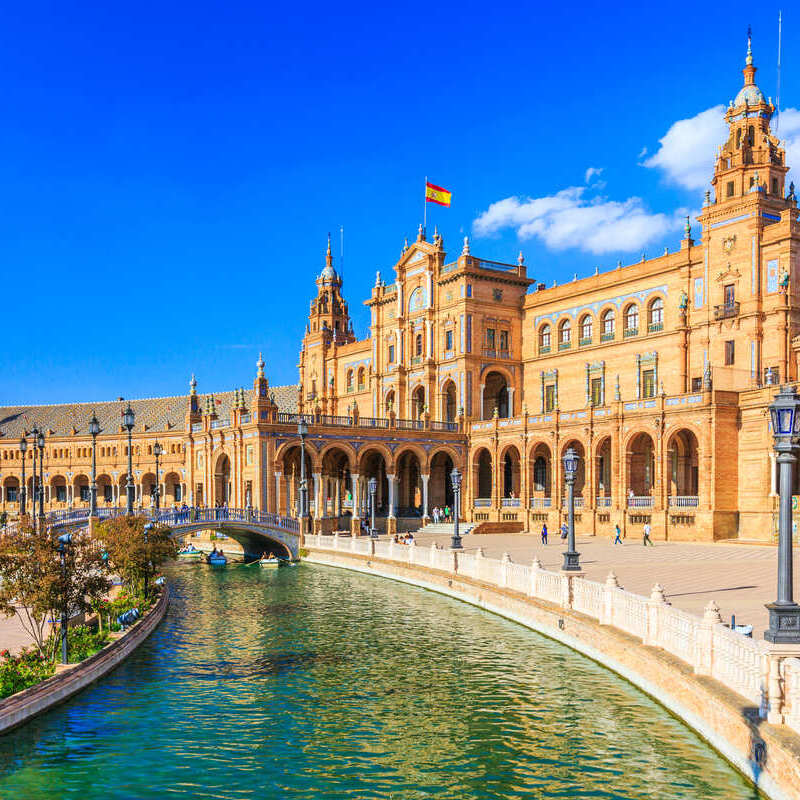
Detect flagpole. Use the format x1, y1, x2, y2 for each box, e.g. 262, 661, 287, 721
423, 175, 427, 237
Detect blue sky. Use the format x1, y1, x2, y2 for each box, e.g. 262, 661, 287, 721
1, 1, 796, 405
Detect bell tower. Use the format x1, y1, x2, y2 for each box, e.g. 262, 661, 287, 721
298, 235, 355, 412
710, 30, 789, 206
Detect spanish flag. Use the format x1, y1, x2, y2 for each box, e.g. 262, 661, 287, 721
425, 181, 452, 207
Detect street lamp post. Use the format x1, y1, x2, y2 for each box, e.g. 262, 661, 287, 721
450, 468, 463, 550
143, 522, 152, 602
123, 404, 135, 516
766, 385, 800, 643
298, 421, 308, 519
153, 441, 162, 512
561, 447, 582, 571
36, 430, 45, 523
19, 436, 27, 517
368, 477, 377, 538
89, 412, 100, 517
30, 427, 38, 531
57, 533, 72, 665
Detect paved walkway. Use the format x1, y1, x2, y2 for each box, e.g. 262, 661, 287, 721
403, 531, 796, 640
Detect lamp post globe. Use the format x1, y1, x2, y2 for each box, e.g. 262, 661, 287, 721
123, 404, 135, 516
368, 476, 377, 538
88, 412, 100, 518
298, 420, 308, 519
450, 467, 463, 550
766, 385, 800, 643
561, 446, 582, 572
18, 436, 27, 518
36, 431, 45, 522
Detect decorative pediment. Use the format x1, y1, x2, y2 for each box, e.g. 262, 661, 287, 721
716, 263, 741, 282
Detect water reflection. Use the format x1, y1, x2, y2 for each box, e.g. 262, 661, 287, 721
0, 563, 761, 799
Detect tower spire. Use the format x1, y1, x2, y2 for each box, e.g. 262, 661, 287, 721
326, 232, 333, 267
746, 25, 753, 67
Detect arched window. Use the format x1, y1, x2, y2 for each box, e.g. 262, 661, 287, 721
408, 287, 426, 313
601, 309, 615, 340
747, 125, 755, 146
648, 297, 664, 331
346, 370, 353, 391
579, 315, 593, 343
357, 367, 366, 391
539, 324, 551, 353
624, 304, 639, 335
558, 319, 571, 348
533, 457, 548, 491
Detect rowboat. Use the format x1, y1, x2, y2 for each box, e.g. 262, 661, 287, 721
207, 553, 227, 566
259, 556, 281, 569
178, 546, 203, 561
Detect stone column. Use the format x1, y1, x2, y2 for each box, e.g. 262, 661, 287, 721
387, 473, 397, 536
313, 472, 322, 518
421, 473, 430, 523
274, 472, 282, 516
507, 387, 515, 417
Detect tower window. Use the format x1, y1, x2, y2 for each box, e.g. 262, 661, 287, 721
724, 340, 735, 366
726, 181, 734, 198
747, 126, 754, 147
415, 333, 423, 356
772, 178, 779, 195
388, 344, 395, 363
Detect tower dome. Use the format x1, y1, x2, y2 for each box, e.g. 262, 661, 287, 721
319, 233, 338, 282
733, 28, 766, 108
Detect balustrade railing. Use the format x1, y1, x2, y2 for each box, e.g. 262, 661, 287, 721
501, 497, 521, 507
596, 496, 612, 507
627, 495, 654, 508
530, 497, 552, 508
669, 496, 699, 508
474, 498, 492, 507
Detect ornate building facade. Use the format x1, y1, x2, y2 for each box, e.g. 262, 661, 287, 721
0, 40, 796, 541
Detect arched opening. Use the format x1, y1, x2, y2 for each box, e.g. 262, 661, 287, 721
163, 471, 183, 506
627, 433, 655, 500
558, 318, 571, 348
667, 429, 699, 501
346, 370, 354, 392
538, 324, 551, 354
396, 450, 422, 517
50, 475, 67, 506
560, 440, 586, 502
279, 444, 314, 518
579, 314, 593, 344
359, 448, 389, 524
213, 454, 231, 507
483, 371, 509, 419
141, 472, 157, 507
474, 448, 493, 503
601, 308, 615, 340
595, 437, 612, 505
411, 386, 425, 420
321, 447, 353, 524
97, 474, 114, 506
2, 476, 19, 507
357, 367, 366, 391
648, 297, 664, 331
530, 443, 552, 502
624, 303, 639, 335
442, 380, 457, 422
501, 446, 521, 499
73, 474, 90, 505
385, 389, 395, 414
429, 450, 455, 510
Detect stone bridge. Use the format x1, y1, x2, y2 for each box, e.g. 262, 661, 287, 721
45, 507, 302, 559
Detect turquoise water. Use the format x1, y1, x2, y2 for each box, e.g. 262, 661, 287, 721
0, 563, 761, 799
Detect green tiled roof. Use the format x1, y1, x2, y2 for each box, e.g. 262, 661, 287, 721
0, 384, 298, 439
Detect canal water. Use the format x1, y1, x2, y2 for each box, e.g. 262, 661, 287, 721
0, 563, 761, 799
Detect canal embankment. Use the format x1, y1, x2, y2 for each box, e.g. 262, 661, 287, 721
0, 585, 169, 735
305, 536, 800, 800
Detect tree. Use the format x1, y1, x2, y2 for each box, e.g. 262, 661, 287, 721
95, 516, 176, 601
0, 523, 110, 661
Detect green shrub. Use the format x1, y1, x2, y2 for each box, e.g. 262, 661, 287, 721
61, 625, 109, 662
0, 647, 54, 699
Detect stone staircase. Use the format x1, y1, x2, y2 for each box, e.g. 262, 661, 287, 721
416, 521, 477, 537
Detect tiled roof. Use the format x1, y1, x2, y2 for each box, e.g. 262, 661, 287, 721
0, 384, 298, 439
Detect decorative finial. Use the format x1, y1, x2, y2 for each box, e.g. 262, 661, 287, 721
745, 25, 753, 67
257, 352, 265, 378
403, 237, 409, 253
684, 215, 691, 238
462, 235, 470, 256
417, 223, 424, 241
190, 374, 197, 395
375, 270, 381, 287
704, 189, 711, 206
518, 251, 524, 266
664, 246, 669, 255
640, 252, 646, 262
614, 375, 621, 401
617, 260, 622, 269
703, 361, 712, 391
594, 265, 599, 275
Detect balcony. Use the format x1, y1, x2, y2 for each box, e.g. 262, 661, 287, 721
411, 355, 423, 365
579, 337, 592, 347
596, 496, 612, 507
600, 331, 615, 342
714, 301, 740, 320
482, 348, 510, 360
648, 322, 664, 333
623, 328, 639, 338
475, 498, 492, 507
627, 495, 654, 508
501, 497, 521, 507
530, 497, 552, 508
669, 495, 699, 508
539, 345, 551, 355
558, 341, 571, 351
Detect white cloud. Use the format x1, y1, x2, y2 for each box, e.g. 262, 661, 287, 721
473, 187, 680, 255
584, 166, 603, 183
776, 108, 800, 187
642, 105, 727, 191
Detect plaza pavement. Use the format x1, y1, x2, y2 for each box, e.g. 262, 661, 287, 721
405, 530, 797, 640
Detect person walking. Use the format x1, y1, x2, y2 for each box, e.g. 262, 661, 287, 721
560, 522, 568, 541
541, 523, 548, 544
642, 521, 654, 546
444, 504, 451, 523
613, 523, 623, 545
